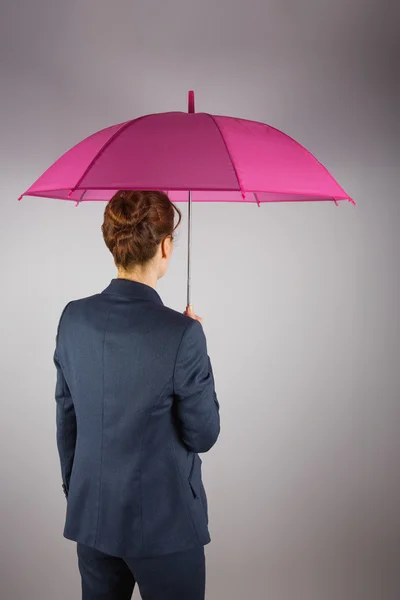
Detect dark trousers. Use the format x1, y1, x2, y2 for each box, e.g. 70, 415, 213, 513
77, 542, 206, 600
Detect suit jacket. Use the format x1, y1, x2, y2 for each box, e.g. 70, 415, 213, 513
53, 278, 220, 557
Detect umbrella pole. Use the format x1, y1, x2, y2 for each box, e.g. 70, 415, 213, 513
187, 190, 192, 307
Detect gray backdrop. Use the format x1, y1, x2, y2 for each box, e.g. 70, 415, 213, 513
1, 1, 399, 599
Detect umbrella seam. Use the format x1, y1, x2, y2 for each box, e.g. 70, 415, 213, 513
70, 114, 153, 198
205, 113, 248, 199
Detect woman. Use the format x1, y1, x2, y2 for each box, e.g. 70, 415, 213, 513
53, 190, 220, 600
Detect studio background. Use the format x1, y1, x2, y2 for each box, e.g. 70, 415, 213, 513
1, 1, 399, 599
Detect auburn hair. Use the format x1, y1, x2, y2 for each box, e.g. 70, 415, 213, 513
102, 190, 182, 270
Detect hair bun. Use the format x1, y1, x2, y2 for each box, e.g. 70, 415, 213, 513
102, 190, 182, 269
107, 193, 151, 233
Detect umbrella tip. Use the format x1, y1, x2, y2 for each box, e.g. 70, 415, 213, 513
188, 90, 195, 113
18, 194, 23, 201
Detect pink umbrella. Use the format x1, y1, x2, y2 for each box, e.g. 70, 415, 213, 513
19, 91, 354, 304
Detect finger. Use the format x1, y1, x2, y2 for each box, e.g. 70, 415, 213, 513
186, 304, 195, 317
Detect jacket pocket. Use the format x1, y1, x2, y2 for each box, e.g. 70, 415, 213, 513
188, 454, 208, 523
188, 454, 202, 499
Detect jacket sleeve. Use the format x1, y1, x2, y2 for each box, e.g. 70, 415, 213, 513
53, 304, 77, 499
173, 319, 220, 453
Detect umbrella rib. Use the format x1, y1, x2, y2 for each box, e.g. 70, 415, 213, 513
205, 113, 246, 199
70, 114, 152, 196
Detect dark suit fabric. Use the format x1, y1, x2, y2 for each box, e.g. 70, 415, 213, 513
53, 278, 220, 559
77, 542, 205, 600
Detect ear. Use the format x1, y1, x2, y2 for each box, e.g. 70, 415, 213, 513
161, 235, 172, 259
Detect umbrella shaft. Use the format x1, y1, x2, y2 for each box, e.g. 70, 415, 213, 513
187, 190, 192, 306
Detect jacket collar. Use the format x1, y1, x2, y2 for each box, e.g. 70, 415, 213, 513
101, 278, 163, 306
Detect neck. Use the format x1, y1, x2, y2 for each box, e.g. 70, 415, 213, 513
117, 267, 158, 290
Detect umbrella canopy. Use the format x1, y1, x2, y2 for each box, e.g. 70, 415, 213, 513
19, 91, 354, 207
19, 91, 354, 305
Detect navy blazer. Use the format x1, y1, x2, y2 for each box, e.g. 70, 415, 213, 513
53, 278, 220, 557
